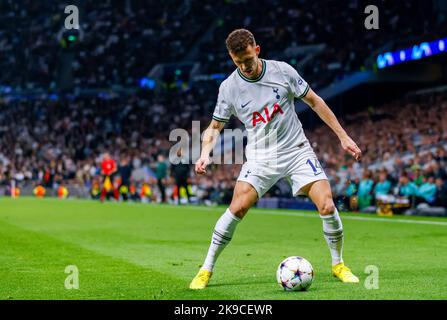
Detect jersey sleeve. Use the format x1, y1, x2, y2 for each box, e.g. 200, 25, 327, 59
280, 62, 310, 99
212, 81, 234, 123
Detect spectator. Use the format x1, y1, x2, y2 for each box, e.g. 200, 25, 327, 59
416, 176, 437, 205
100, 153, 118, 202
171, 148, 192, 204
374, 171, 392, 197
434, 178, 447, 208
342, 178, 359, 211
155, 154, 168, 203
118, 156, 133, 201
358, 171, 374, 210
397, 173, 418, 198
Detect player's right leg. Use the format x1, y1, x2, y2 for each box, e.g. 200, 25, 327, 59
189, 181, 258, 289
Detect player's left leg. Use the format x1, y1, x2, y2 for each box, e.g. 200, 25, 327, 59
301, 180, 359, 283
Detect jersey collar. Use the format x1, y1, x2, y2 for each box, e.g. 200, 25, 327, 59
237, 59, 266, 83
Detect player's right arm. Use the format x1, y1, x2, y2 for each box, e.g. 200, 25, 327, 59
195, 120, 225, 175
196, 80, 235, 175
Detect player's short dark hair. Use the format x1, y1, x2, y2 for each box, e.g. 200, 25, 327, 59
225, 29, 256, 53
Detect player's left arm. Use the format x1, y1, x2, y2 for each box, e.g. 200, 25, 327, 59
301, 88, 362, 161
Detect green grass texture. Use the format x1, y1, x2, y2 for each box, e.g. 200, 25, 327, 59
1, 197, 446, 300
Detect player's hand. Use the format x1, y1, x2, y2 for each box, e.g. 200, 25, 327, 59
195, 156, 211, 175
340, 136, 362, 161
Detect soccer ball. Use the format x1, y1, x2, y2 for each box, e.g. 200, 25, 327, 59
276, 256, 314, 291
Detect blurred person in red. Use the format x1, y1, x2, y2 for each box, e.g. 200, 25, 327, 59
100, 153, 118, 202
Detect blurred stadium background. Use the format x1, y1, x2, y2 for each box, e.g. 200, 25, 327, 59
1, 0, 447, 218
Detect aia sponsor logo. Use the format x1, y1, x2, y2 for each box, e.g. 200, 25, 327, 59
252, 103, 283, 127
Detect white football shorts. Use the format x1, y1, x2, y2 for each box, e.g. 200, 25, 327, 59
237, 142, 328, 198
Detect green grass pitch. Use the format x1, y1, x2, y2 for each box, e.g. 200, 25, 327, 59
1, 197, 446, 300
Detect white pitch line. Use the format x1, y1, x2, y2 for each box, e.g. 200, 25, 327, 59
185, 206, 447, 226
8, 199, 447, 226
253, 210, 447, 226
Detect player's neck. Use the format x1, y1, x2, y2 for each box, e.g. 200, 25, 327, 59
252, 59, 263, 79
237, 58, 265, 82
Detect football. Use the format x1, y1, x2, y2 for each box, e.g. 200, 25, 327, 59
276, 256, 314, 291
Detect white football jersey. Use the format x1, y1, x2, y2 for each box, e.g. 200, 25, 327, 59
212, 59, 310, 161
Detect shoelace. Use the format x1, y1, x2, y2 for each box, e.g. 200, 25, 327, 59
341, 265, 351, 272
198, 272, 209, 280
335, 265, 351, 273
338, 266, 356, 279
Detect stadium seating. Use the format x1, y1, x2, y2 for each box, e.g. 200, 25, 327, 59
0, 0, 446, 214
1, 88, 446, 213
1, 1, 444, 91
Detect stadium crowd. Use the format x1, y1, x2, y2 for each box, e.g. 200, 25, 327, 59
1, 0, 444, 91
196, 0, 441, 89
0, 0, 446, 213
0, 0, 216, 90
0, 89, 446, 212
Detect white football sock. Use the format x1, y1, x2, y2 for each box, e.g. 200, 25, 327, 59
320, 208, 344, 266
202, 208, 240, 272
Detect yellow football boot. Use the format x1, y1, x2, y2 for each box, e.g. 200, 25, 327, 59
332, 262, 359, 283
189, 269, 213, 290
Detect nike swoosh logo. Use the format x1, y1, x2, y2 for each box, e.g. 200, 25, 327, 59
241, 100, 251, 108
